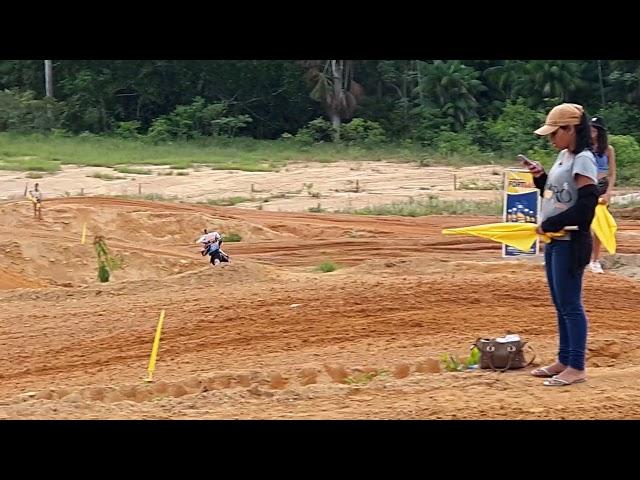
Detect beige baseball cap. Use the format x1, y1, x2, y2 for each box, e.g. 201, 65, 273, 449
534, 103, 584, 136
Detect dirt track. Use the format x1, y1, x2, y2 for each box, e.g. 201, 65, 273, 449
1, 196, 640, 419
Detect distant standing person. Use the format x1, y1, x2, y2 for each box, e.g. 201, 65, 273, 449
27, 183, 43, 220
588, 116, 617, 274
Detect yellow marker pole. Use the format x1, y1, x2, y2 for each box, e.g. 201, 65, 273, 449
81, 222, 87, 245
145, 309, 166, 382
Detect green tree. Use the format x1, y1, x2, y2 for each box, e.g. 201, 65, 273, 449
303, 60, 364, 138
513, 60, 583, 106
415, 60, 487, 131
484, 60, 526, 102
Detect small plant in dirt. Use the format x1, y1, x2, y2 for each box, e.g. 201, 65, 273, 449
93, 235, 124, 282
115, 166, 153, 175
440, 347, 480, 372
344, 370, 388, 385
308, 203, 326, 213
457, 179, 501, 190
441, 354, 462, 372
316, 261, 337, 273
90, 172, 126, 181
206, 196, 253, 206
466, 346, 480, 367
140, 193, 177, 202
224, 232, 242, 242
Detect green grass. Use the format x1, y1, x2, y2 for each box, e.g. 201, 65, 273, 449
115, 166, 153, 175
440, 347, 480, 372
0, 132, 519, 174
346, 196, 502, 217
206, 196, 253, 206
457, 179, 501, 190
0, 156, 61, 172
4, 132, 637, 189
90, 172, 126, 181
315, 261, 338, 273
114, 193, 178, 202
223, 232, 242, 242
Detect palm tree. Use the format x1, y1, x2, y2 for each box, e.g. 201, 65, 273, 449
512, 61, 583, 105
484, 60, 525, 101
608, 60, 640, 105
302, 60, 364, 138
415, 60, 487, 130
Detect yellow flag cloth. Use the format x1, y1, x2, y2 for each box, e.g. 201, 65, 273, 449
591, 204, 617, 254
442, 222, 567, 252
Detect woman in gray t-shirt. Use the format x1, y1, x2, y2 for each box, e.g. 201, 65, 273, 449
523, 103, 599, 387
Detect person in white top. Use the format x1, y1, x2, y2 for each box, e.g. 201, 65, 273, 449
27, 183, 43, 220
198, 229, 228, 266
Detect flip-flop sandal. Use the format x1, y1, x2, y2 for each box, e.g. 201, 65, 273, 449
531, 367, 562, 378
543, 376, 587, 387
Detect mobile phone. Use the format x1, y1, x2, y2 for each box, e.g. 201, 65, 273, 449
517, 154, 533, 166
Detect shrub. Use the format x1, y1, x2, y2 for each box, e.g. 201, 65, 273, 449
294, 117, 334, 144
340, 118, 387, 144
316, 261, 337, 273
486, 99, 547, 155
114, 121, 141, 139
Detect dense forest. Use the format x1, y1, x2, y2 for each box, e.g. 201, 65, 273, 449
2, 60, 640, 181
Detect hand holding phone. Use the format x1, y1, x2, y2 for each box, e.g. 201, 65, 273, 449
517, 154, 544, 177
517, 154, 533, 166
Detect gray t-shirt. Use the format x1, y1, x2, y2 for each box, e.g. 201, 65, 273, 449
540, 149, 598, 240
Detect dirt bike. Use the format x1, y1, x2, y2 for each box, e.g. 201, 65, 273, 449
201, 242, 230, 266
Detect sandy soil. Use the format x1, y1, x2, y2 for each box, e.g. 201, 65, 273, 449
1, 162, 640, 419
0, 162, 521, 211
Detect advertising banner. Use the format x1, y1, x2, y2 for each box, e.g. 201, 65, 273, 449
503, 169, 540, 257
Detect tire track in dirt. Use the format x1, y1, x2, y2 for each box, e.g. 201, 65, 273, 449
1, 197, 639, 418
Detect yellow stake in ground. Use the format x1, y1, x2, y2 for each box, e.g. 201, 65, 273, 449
81, 222, 87, 245
145, 309, 166, 382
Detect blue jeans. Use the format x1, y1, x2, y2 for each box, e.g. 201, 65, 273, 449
544, 240, 588, 370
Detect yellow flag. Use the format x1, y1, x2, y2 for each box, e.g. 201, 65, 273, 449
591, 204, 617, 254
146, 310, 165, 382
442, 222, 568, 252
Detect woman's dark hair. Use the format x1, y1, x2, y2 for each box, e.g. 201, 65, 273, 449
569, 111, 592, 155
592, 122, 608, 155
